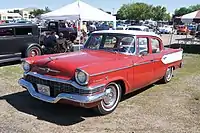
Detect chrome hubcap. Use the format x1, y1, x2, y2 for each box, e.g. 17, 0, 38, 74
166, 68, 172, 81
103, 86, 117, 107
30, 49, 38, 57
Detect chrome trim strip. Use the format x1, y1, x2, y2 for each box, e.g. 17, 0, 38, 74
24, 72, 105, 91
133, 61, 152, 66
0, 57, 21, 63
0, 52, 21, 58
38, 67, 60, 73
153, 59, 160, 62
18, 79, 105, 104
90, 65, 133, 77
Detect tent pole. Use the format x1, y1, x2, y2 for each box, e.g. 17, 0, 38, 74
169, 18, 175, 48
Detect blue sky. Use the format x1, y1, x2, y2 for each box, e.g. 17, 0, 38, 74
0, 0, 199, 14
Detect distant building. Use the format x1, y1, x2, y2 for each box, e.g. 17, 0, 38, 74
0, 7, 38, 20
0, 12, 22, 20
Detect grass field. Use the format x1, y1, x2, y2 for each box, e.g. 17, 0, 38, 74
0, 54, 200, 133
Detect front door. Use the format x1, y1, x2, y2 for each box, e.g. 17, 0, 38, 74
132, 37, 154, 89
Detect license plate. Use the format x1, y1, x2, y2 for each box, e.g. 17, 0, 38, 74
37, 84, 50, 96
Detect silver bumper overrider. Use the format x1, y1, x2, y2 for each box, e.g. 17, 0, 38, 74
18, 72, 106, 104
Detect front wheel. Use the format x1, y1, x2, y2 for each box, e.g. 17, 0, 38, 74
94, 82, 122, 115
25, 46, 42, 57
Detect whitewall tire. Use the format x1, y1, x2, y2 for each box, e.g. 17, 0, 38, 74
94, 82, 122, 115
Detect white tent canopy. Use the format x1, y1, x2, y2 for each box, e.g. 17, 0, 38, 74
176, 10, 200, 23
41, 0, 116, 22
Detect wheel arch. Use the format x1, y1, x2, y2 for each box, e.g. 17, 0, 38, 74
105, 77, 130, 96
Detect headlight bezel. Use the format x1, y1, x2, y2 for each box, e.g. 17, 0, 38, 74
22, 61, 31, 73
75, 69, 89, 86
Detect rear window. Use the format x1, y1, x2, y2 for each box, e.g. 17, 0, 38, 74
0, 28, 14, 36
15, 27, 33, 35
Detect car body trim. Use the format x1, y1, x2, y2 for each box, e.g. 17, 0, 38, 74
18, 79, 105, 104
0, 52, 21, 58
0, 57, 21, 63
90, 65, 133, 77
133, 61, 152, 66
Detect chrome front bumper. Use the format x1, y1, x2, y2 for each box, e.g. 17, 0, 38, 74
18, 78, 106, 104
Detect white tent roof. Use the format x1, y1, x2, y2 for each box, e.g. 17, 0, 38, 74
176, 10, 200, 23
41, 0, 116, 21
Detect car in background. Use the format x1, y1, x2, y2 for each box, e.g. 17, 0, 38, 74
158, 25, 174, 34
0, 23, 42, 63
188, 25, 197, 36
116, 26, 127, 30
19, 30, 183, 115
126, 25, 149, 32
177, 25, 189, 35
195, 24, 200, 38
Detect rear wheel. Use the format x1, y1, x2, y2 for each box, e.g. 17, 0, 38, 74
26, 46, 41, 57
161, 67, 173, 83
94, 82, 122, 115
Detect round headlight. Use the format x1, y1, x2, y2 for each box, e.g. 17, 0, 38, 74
75, 69, 89, 85
22, 61, 31, 72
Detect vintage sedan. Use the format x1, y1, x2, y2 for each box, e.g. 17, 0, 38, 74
0, 23, 42, 63
18, 30, 183, 115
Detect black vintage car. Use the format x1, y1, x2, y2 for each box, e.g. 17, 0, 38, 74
0, 23, 42, 63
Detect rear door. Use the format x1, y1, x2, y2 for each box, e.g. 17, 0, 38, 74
13, 26, 39, 53
150, 36, 166, 80
132, 36, 154, 89
0, 27, 15, 55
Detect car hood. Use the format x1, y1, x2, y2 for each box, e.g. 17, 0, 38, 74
30, 50, 129, 79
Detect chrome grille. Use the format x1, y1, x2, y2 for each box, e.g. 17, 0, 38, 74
25, 75, 79, 97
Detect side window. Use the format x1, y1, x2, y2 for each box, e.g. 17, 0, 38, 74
151, 38, 161, 53
138, 38, 149, 54
15, 27, 33, 35
104, 36, 117, 49
0, 28, 14, 36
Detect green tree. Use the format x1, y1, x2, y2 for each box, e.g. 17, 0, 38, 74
152, 6, 168, 21
117, 2, 169, 21
174, 7, 190, 17
174, 4, 200, 17
30, 7, 51, 17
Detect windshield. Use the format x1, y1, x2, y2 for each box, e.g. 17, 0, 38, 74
84, 33, 135, 55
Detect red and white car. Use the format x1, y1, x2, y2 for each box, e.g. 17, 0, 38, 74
19, 30, 183, 115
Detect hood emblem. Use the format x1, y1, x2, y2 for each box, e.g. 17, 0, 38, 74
38, 67, 60, 73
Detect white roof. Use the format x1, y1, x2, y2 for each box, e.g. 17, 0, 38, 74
93, 30, 160, 38
41, 0, 116, 21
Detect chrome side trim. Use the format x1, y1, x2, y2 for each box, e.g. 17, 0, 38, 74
19, 79, 105, 104
153, 59, 160, 63
25, 72, 105, 91
90, 65, 133, 77
0, 57, 21, 63
0, 52, 21, 58
133, 61, 152, 66
38, 67, 60, 73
